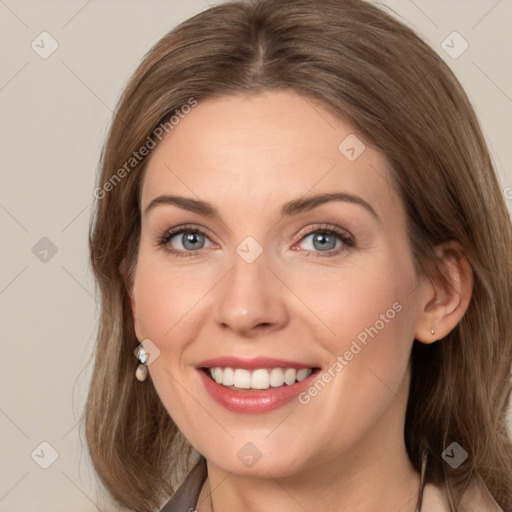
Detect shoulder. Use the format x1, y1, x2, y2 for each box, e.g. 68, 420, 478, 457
422, 477, 504, 512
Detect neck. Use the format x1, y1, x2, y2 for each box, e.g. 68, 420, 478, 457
197, 432, 421, 512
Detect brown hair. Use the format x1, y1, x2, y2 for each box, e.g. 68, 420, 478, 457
85, 0, 512, 510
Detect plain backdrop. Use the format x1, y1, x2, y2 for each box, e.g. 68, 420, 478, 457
1, 1, 511, 510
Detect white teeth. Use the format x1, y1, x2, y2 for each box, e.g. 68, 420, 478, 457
296, 368, 311, 382
284, 368, 296, 385
222, 367, 234, 386
233, 368, 251, 389
207, 367, 313, 390
251, 369, 270, 389
213, 367, 223, 384
269, 368, 285, 387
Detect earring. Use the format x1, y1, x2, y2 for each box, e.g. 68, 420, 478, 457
135, 345, 148, 382
430, 328, 435, 335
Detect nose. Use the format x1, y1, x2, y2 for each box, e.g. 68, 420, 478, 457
214, 249, 289, 337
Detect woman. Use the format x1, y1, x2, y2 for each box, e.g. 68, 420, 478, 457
85, 0, 512, 511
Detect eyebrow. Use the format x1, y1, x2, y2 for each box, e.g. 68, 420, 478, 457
143, 192, 380, 221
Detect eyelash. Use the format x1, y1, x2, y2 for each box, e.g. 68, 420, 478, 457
155, 223, 355, 259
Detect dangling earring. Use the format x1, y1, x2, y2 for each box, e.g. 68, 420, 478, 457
135, 345, 148, 382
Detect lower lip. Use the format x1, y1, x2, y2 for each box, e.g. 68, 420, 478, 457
197, 369, 319, 414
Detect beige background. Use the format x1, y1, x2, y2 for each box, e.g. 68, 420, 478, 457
1, 1, 511, 510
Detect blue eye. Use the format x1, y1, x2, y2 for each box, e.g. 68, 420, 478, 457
156, 224, 354, 258
293, 225, 354, 258
300, 231, 340, 252
171, 231, 207, 251
158, 226, 213, 257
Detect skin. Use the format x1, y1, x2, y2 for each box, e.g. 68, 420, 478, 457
129, 90, 473, 512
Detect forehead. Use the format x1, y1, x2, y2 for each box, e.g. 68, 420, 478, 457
140, 90, 400, 222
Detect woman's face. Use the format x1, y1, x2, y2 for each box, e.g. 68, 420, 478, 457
130, 90, 429, 477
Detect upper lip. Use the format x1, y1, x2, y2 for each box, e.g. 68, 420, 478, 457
197, 356, 319, 370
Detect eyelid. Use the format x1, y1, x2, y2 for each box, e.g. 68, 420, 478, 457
295, 223, 353, 242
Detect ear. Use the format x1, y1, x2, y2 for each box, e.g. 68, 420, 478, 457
414, 241, 473, 344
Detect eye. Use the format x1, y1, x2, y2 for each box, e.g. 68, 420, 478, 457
172, 231, 208, 251
156, 225, 214, 257
155, 223, 355, 258
294, 225, 354, 257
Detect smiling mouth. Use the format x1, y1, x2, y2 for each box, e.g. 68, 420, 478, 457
202, 367, 320, 391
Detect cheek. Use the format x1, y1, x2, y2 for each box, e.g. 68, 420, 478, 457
290, 253, 416, 353
287, 264, 417, 457
132, 250, 213, 346
293, 255, 417, 408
